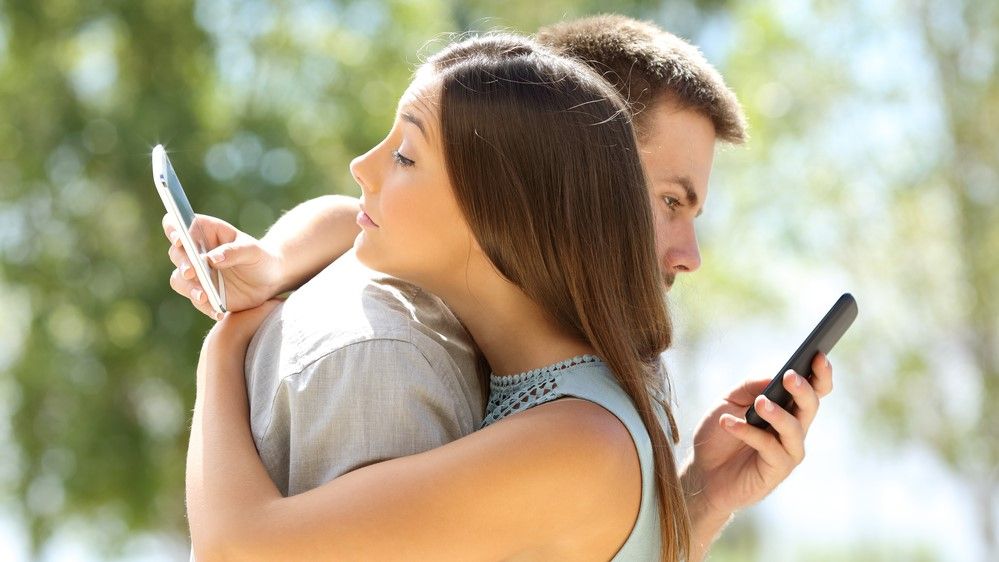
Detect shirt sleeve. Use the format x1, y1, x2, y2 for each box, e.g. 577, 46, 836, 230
255, 337, 478, 497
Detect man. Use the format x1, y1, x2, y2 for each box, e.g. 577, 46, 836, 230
167, 15, 832, 559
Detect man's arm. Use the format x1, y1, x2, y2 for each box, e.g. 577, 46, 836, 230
680, 353, 834, 561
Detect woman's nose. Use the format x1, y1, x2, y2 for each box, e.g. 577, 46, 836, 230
350, 151, 377, 195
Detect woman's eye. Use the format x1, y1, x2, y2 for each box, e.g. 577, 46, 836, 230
392, 150, 415, 167
662, 195, 681, 210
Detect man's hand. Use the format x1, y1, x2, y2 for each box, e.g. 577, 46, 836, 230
681, 353, 834, 557
164, 214, 285, 320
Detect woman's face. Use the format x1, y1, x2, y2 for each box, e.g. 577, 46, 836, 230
351, 70, 475, 292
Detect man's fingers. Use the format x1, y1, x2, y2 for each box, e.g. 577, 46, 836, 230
755, 394, 806, 463
719, 412, 794, 474
810, 352, 834, 398
785, 370, 820, 433
726, 376, 776, 408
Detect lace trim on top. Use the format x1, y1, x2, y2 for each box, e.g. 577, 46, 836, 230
480, 355, 602, 428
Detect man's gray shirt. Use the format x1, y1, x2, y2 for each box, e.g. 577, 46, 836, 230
244, 250, 484, 496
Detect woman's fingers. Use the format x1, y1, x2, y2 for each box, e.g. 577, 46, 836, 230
167, 243, 197, 280
170, 268, 218, 320
161, 213, 177, 243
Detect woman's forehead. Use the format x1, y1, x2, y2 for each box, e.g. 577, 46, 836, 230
397, 70, 440, 136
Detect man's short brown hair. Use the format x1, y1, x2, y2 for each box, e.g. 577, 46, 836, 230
537, 14, 747, 143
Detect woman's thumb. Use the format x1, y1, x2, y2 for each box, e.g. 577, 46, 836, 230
206, 240, 257, 269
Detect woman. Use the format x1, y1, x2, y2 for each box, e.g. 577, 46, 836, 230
189, 34, 687, 560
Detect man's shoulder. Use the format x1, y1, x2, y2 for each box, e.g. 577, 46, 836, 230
247, 250, 479, 380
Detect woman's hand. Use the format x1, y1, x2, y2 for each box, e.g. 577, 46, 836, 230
204, 299, 284, 353
681, 353, 834, 555
164, 214, 286, 320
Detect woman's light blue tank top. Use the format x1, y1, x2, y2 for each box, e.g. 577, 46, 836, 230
481, 355, 661, 561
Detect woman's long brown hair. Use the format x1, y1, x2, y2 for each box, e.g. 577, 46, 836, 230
427, 35, 691, 561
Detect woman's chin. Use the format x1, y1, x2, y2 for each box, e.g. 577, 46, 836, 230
353, 235, 378, 269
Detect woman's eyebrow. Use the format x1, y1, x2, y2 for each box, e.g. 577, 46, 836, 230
400, 111, 428, 141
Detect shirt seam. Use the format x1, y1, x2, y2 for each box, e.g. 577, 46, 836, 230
255, 333, 471, 447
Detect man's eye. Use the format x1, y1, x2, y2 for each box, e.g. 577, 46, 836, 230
662, 195, 681, 210
392, 150, 415, 167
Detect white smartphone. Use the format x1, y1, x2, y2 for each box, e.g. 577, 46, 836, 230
151, 144, 227, 314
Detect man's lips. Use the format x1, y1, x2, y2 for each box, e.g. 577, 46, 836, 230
357, 210, 379, 228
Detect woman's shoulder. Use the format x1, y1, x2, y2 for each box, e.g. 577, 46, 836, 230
477, 396, 642, 556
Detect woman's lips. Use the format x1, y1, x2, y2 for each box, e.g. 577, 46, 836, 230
357, 210, 379, 228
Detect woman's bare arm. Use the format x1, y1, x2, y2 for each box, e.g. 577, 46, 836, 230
164, 195, 361, 318
187, 305, 642, 561
260, 194, 361, 293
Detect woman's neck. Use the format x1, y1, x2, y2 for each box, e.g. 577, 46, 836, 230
435, 266, 595, 377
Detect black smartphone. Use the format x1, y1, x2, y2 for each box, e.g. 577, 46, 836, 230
745, 293, 858, 430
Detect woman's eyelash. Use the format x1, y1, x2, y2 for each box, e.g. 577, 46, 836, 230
392, 150, 415, 167
662, 195, 681, 210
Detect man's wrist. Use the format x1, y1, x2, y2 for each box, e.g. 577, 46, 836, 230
681, 463, 735, 561
687, 495, 734, 562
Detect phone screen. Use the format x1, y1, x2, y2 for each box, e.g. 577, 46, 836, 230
154, 147, 225, 310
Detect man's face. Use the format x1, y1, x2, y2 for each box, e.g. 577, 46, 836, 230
637, 100, 717, 289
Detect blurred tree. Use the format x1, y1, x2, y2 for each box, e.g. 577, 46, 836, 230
684, 0, 997, 558
873, 0, 997, 557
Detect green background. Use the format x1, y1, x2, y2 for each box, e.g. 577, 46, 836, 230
0, 0, 995, 560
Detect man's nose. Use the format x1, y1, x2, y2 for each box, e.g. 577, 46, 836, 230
665, 228, 701, 274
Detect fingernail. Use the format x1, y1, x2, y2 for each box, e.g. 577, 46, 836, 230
209, 252, 225, 264
191, 288, 203, 302
215, 311, 225, 321
825, 357, 831, 369
180, 263, 190, 277
763, 397, 775, 412
169, 232, 180, 245
794, 372, 803, 387
723, 416, 737, 428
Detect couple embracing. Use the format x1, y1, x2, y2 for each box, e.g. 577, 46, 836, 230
169, 14, 833, 562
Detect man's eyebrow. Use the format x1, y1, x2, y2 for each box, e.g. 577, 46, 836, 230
659, 175, 704, 217
400, 111, 428, 141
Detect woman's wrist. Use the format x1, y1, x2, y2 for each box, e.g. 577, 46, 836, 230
260, 240, 293, 297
